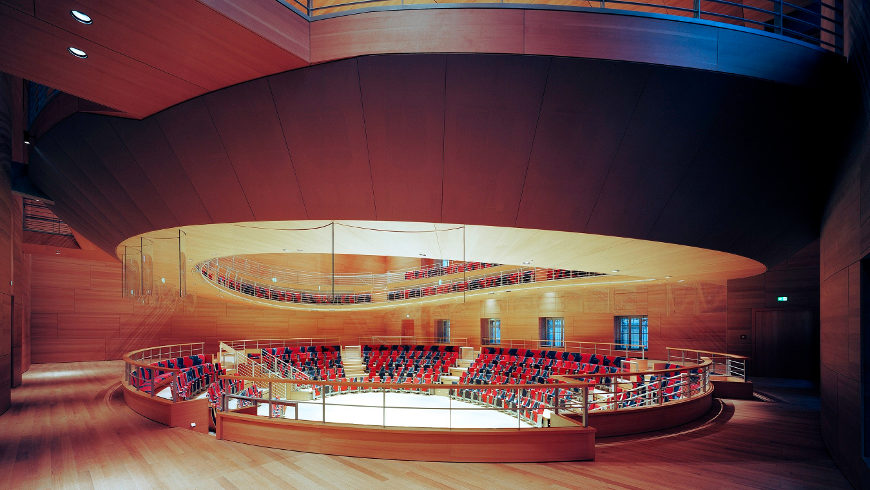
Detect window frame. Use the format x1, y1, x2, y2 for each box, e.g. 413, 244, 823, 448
614, 315, 649, 351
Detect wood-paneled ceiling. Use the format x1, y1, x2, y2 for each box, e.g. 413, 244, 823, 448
29, 54, 837, 269
0, 0, 308, 118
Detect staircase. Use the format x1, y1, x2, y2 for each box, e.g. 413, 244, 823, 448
341, 345, 367, 379
448, 346, 479, 380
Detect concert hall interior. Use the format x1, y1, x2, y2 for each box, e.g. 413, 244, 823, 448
0, 0, 869, 487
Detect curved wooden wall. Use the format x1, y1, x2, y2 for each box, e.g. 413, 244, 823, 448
585, 390, 713, 437
121, 382, 210, 433
310, 9, 836, 85
216, 411, 595, 462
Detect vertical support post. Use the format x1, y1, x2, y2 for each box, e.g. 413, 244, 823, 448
516, 390, 521, 429
268, 381, 273, 418
555, 390, 560, 415
693, 0, 700, 18
611, 376, 618, 411
658, 377, 664, 405
121, 246, 126, 298
382, 387, 386, 427
582, 386, 589, 427
221, 393, 227, 412
149, 367, 155, 398
321, 384, 326, 423
331, 221, 335, 303
775, 0, 783, 34
139, 237, 144, 298
462, 225, 466, 303
178, 229, 183, 298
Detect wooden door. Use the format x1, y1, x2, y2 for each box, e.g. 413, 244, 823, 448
752, 309, 816, 379
401, 319, 414, 338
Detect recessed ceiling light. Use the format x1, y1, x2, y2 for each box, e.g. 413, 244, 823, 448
70, 10, 92, 24
522, 260, 531, 265
68, 46, 88, 59
611, 269, 620, 273
665, 275, 672, 279
678, 279, 685, 283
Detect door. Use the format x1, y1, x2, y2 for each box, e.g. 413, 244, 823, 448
401, 319, 414, 339
752, 309, 816, 380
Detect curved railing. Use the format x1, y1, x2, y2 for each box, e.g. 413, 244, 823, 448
196, 257, 605, 306
359, 335, 470, 346
215, 357, 712, 428
484, 339, 648, 359
123, 342, 216, 402
667, 346, 748, 380
279, 0, 842, 53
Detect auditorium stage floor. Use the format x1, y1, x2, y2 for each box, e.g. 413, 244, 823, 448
286, 391, 532, 428
0, 361, 851, 489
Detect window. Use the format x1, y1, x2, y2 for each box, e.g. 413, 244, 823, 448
435, 319, 450, 343
539, 317, 564, 347
614, 315, 648, 350
481, 318, 501, 344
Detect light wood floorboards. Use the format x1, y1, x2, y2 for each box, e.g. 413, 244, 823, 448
0, 362, 851, 489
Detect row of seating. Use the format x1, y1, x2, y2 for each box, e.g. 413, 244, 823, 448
206, 378, 243, 405
173, 362, 223, 400
201, 267, 373, 304
364, 347, 459, 379
261, 346, 345, 381
129, 354, 222, 397
402, 262, 499, 280
387, 270, 535, 300
480, 347, 626, 368
546, 269, 604, 280
386, 268, 604, 302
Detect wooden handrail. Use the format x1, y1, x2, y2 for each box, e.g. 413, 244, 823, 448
666, 347, 748, 360
218, 375, 596, 390
122, 342, 205, 371
219, 358, 712, 389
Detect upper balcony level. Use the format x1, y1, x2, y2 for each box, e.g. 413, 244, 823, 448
2, 0, 846, 120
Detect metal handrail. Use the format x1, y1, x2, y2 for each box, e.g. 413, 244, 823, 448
666, 347, 749, 381
217, 357, 713, 427
278, 0, 843, 53
484, 339, 648, 359
197, 258, 605, 306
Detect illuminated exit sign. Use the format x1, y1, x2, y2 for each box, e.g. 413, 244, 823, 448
777, 296, 788, 302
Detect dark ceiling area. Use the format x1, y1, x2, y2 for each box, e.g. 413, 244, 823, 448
27, 53, 842, 267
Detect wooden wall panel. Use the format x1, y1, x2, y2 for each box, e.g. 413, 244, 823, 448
28, 248, 815, 369
725, 241, 820, 368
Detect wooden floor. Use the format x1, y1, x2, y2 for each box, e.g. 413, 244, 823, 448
0, 362, 851, 489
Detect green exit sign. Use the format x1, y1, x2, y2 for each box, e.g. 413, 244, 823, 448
777, 296, 788, 302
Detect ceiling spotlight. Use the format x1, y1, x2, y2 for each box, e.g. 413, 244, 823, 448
611, 269, 620, 273
522, 260, 531, 265
665, 275, 672, 279
282, 248, 288, 252
70, 10, 92, 24
678, 279, 685, 283
68, 46, 88, 59
23, 131, 31, 145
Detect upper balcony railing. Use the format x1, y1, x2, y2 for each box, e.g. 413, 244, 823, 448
196, 256, 606, 306
278, 0, 843, 53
